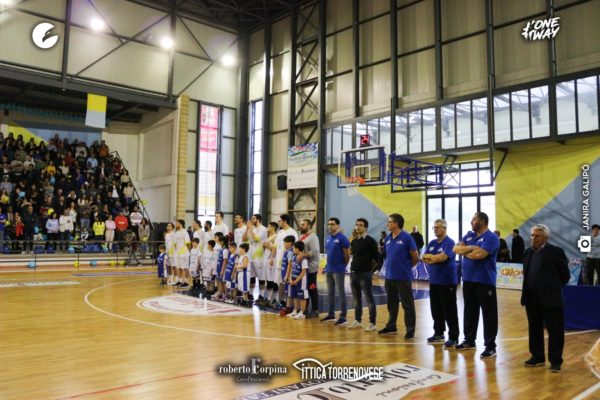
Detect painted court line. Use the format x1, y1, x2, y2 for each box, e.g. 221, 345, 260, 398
572, 381, 600, 400
84, 278, 598, 346
55, 370, 212, 399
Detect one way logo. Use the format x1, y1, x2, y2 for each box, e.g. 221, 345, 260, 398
521, 17, 560, 41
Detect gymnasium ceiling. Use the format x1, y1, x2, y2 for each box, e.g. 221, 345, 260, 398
1, 0, 305, 124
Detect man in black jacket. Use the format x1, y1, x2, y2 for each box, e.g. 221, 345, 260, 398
511, 228, 525, 263
348, 218, 380, 332
521, 224, 570, 373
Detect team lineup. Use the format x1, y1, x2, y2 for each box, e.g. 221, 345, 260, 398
152, 209, 570, 373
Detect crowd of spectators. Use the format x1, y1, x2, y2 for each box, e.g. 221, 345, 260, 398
0, 132, 149, 254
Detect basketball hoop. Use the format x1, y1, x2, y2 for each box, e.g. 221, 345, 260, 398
344, 176, 365, 197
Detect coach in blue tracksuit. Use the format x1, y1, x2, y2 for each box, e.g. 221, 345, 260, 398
422, 219, 459, 348
379, 213, 419, 339
453, 211, 499, 359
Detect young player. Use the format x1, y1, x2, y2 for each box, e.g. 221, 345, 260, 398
235, 243, 251, 306
223, 242, 238, 303
279, 235, 296, 316
189, 238, 202, 288
202, 240, 216, 294
164, 223, 176, 285
157, 244, 167, 286
214, 234, 228, 300
262, 222, 278, 306
287, 241, 309, 319
244, 214, 268, 304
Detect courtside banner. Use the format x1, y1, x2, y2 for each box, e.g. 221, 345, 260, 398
236, 362, 457, 400
496, 262, 523, 290
287, 143, 318, 189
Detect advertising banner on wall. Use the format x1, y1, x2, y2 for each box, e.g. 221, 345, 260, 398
287, 143, 319, 189
496, 262, 524, 289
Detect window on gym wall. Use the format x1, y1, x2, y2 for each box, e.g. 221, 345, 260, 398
198, 104, 219, 223
249, 100, 263, 215
425, 162, 495, 245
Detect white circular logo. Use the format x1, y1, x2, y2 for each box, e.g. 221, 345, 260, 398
138, 294, 253, 316
32, 22, 59, 49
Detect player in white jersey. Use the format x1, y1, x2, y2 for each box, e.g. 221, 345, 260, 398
233, 214, 247, 247
262, 222, 279, 305
272, 214, 298, 305
213, 211, 229, 237
192, 220, 205, 251
203, 221, 214, 250
164, 223, 176, 285
244, 214, 268, 302
174, 219, 191, 288
189, 237, 202, 281
202, 239, 216, 293
235, 243, 251, 306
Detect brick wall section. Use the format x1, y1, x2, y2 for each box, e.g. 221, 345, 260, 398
176, 95, 190, 219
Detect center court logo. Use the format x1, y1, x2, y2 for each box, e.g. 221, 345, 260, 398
292, 358, 384, 382
32, 22, 59, 49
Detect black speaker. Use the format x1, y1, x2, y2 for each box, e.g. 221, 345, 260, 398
277, 175, 287, 190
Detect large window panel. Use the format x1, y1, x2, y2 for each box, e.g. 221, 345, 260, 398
408, 111, 422, 154
530, 86, 550, 138
395, 114, 408, 155
577, 76, 599, 133
494, 95, 511, 143
249, 100, 263, 215
422, 108, 436, 152
331, 126, 342, 164
512, 89, 530, 141
557, 80, 577, 135
441, 105, 456, 150
456, 101, 472, 148
472, 98, 488, 145
379, 116, 391, 154
197, 104, 219, 220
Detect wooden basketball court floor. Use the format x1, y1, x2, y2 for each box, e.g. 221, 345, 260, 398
1, 268, 599, 400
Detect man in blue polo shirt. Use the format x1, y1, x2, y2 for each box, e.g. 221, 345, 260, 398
379, 213, 419, 338
453, 211, 500, 359
422, 219, 459, 348
321, 217, 350, 326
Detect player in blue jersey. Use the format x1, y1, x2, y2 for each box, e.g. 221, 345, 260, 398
224, 242, 238, 303
157, 244, 167, 286
287, 241, 309, 319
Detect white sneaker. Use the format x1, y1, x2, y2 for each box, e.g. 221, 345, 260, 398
364, 323, 377, 332
294, 312, 305, 319
288, 310, 298, 318
347, 320, 362, 329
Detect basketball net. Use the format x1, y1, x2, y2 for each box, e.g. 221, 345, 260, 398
344, 176, 365, 197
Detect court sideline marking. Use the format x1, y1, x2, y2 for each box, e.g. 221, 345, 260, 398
84, 278, 598, 346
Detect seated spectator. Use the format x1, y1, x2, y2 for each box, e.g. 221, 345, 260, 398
75, 141, 87, 157
86, 153, 98, 170
23, 155, 35, 170
0, 175, 11, 194
46, 160, 56, 176
58, 160, 69, 176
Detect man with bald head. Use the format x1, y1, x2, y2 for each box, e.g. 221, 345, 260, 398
521, 224, 569, 373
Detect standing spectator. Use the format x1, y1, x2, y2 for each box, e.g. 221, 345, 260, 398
68, 201, 77, 231
1, 175, 13, 194
348, 218, 379, 331
14, 212, 24, 251
0, 208, 6, 250
511, 229, 525, 263
422, 219, 459, 347
495, 230, 511, 262
298, 219, 321, 318
123, 183, 134, 205
93, 218, 105, 243
138, 218, 150, 258
453, 212, 500, 358
105, 214, 116, 251
320, 217, 350, 326
125, 230, 141, 266
98, 140, 109, 162
410, 225, 425, 253
585, 224, 600, 285
22, 205, 39, 253
521, 224, 570, 373
58, 209, 73, 251
213, 211, 229, 236
120, 169, 131, 188
78, 197, 91, 233
129, 206, 143, 238
46, 212, 59, 250
379, 214, 419, 338
115, 212, 129, 249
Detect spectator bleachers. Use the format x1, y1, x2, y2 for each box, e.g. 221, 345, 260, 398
0, 132, 151, 255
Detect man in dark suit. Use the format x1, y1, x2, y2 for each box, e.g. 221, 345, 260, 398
511, 228, 525, 263
521, 224, 570, 373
